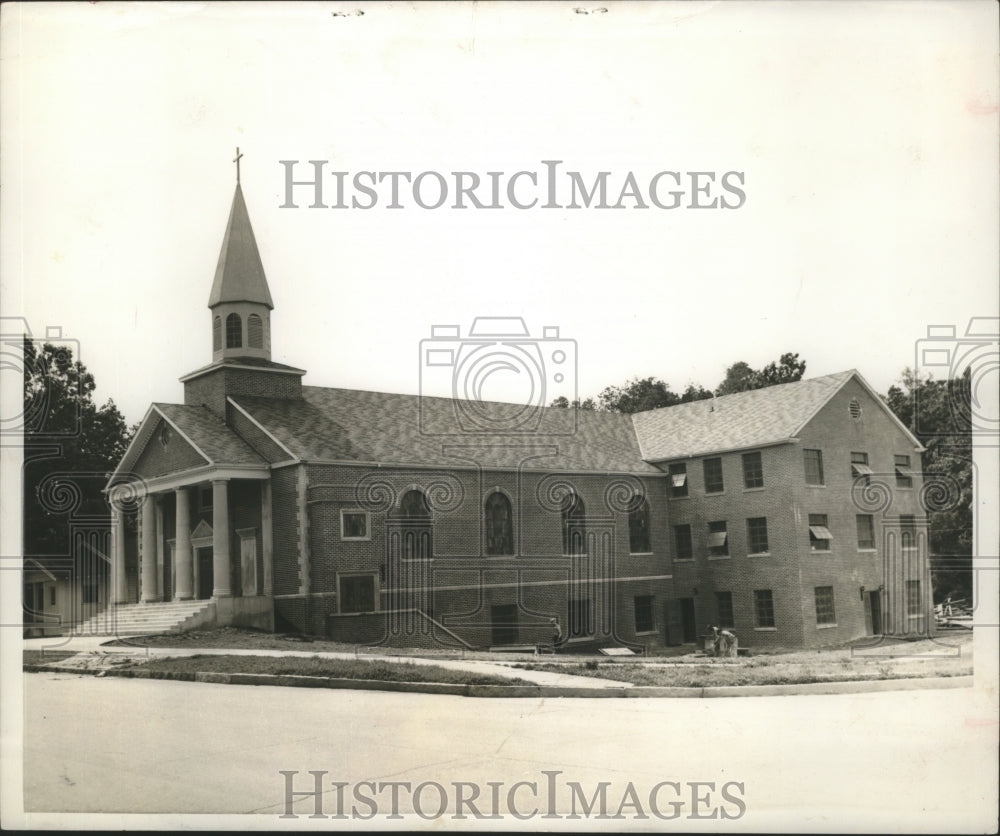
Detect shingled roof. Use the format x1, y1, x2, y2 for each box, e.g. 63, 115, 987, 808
233, 387, 660, 473
109, 403, 266, 484
630, 370, 858, 461
208, 184, 273, 309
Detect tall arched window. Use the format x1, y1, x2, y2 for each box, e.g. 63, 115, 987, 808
399, 489, 432, 560
225, 313, 243, 348
485, 492, 514, 556
561, 492, 586, 555
247, 313, 263, 349
628, 496, 651, 554
213, 316, 222, 351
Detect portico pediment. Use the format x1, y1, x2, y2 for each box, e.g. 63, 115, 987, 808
191, 519, 214, 542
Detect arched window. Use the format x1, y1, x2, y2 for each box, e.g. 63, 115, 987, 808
399, 489, 432, 560
561, 492, 586, 555
213, 316, 222, 352
247, 313, 263, 349
225, 313, 242, 348
485, 492, 514, 556
400, 489, 431, 518
628, 496, 651, 554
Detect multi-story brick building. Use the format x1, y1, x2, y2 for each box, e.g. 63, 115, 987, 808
100, 181, 933, 650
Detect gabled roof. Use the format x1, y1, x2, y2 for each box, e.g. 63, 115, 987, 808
108, 403, 266, 486
233, 387, 660, 473
630, 370, 921, 461
208, 184, 273, 309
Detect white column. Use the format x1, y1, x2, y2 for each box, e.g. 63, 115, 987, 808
212, 479, 232, 597
140, 495, 159, 602
113, 509, 128, 604
174, 487, 194, 600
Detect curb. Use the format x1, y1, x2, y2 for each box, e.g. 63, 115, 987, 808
22, 665, 974, 698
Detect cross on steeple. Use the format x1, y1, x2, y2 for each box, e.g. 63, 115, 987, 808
233, 147, 244, 184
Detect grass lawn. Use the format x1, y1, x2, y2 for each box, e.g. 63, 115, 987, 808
23, 650, 77, 665
129, 654, 530, 686
514, 635, 973, 687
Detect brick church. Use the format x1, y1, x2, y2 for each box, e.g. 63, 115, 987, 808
97, 176, 934, 650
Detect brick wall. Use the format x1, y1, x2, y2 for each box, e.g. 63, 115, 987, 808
184, 366, 302, 418
133, 416, 206, 477
279, 462, 674, 649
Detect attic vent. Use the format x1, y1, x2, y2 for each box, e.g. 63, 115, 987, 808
849, 398, 862, 420
159, 424, 172, 448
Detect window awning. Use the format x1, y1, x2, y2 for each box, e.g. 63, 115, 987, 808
671, 473, 687, 487
851, 463, 873, 476
708, 531, 728, 548
809, 526, 833, 540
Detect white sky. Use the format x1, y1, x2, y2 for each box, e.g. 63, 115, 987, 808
2, 1, 998, 426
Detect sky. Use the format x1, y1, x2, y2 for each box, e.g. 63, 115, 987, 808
2, 1, 998, 428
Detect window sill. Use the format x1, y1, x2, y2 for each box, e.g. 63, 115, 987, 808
805, 484, 826, 488
672, 558, 695, 563
670, 495, 691, 501
743, 486, 765, 493
748, 552, 771, 557
341, 537, 371, 542
635, 630, 658, 637
857, 548, 877, 553
629, 552, 655, 557
704, 491, 725, 498
754, 626, 777, 632
809, 549, 832, 554
708, 555, 731, 560
816, 623, 838, 629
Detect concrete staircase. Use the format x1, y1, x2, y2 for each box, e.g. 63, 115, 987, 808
75, 600, 216, 637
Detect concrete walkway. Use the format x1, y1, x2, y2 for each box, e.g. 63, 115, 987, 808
22, 634, 631, 688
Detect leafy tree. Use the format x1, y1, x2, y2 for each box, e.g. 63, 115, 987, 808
597, 377, 681, 414
22, 339, 134, 557
715, 353, 806, 395
679, 383, 714, 403
549, 396, 596, 410
884, 367, 973, 603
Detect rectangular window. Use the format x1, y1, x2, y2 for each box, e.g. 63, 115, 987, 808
754, 589, 776, 628
674, 524, 693, 560
804, 449, 825, 485
634, 595, 654, 633
668, 463, 688, 498
895, 454, 914, 488
856, 514, 876, 550
716, 591, 734, 629
747, 517, 769, 554
703, 457, 724, 494
341, 510, 370, 540
707, 520, 729, 557
899, 514, 918, 550
569, 598, 593, 638
199, 484, 213, 511
906, 580, 921, 616
49, 586, 56, 606
850, 451, 872, 485
742, 451, 764, 489
808, 513, 832, 551
814, 586, 836, 625
339, 575, 376, 613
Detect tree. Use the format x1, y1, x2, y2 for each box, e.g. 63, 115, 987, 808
884, 367, 973, 603
715, 353, 806, 395
549, 396, 596, 410
597, 377, 681, 414
22, 339, 134, 557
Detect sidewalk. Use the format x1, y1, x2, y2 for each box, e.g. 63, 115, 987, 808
22, 634, 630, 689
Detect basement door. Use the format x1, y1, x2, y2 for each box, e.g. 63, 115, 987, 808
679, 597, 697, 643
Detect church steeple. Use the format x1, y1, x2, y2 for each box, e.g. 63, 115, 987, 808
209, 150, 274, 362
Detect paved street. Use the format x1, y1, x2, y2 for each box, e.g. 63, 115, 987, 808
17, 671, 998, 830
